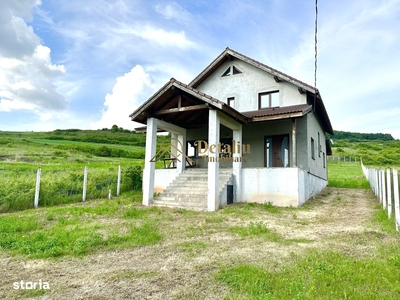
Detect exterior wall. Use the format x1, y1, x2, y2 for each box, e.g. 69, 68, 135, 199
153, 169, 180, 193
298, 169, 328, 206
195, 58, 307, 112
306, 112, 328, 180
242, 120, 292, 168
296, 116, 308, 170
240, 168, 327, 207
240, 168, 299, 206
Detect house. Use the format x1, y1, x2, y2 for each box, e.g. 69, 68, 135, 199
129, 48, 333, 211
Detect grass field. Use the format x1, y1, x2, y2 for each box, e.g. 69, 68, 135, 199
1, 129, 399, 298
1, 183, 399, 299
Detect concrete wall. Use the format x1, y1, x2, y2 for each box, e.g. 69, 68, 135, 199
240, 168, 327, 207
153, 169, 180, 193
298, 169, 327, 206
196, 58, 307, 112
241, 168, 300, 207
305, 112, 328, 180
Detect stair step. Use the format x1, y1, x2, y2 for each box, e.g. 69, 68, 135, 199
154, 168, 232, 210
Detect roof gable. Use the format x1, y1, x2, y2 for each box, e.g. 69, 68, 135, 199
189, 47, 316, 94
129, 78, 247, 128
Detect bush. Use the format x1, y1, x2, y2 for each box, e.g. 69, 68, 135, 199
123, 166, 142, 191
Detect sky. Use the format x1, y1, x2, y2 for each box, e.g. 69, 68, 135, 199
0, 0, 399, 139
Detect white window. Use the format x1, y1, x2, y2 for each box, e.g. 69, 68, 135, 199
259, 91, 279, 109
227, 97, 235, 108
221, 66, 242, 77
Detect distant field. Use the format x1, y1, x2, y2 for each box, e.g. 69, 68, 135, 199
0, 129, 150, 212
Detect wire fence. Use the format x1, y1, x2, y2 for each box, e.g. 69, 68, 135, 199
328, 156, 359, 162
361, 160, 400, 231
0, 165, 142, 213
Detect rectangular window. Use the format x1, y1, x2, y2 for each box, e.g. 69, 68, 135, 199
265, 135, 289, 167
227, 97, 235, 108
323, 152, 326, 168
259, 91, 279, 109
311, 137, 315, 160
318, 132, 321, 157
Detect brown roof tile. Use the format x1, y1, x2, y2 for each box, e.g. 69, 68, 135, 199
242, 104, 312, 118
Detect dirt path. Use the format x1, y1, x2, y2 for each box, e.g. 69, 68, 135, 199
0, 187, 391, 299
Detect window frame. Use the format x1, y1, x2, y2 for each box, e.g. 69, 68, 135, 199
264, 134, 290, 168
311, 137, 315, 160
227, 97, 235, 108
258, 91, 279, 109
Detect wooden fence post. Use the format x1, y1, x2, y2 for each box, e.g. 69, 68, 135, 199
117, 165, 121, 196
387, 169, 392, 219
82, 166, 88, 202
393, 168, 399, 231
34, 167, 41, 208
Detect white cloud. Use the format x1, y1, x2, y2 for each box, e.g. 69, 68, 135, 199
0, 0, 66, 116
155, 2, 191, 21
114, 24, 196, 49
92, 65, 156, 130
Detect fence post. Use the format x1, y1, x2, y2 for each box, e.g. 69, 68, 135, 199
82, 166, 88, 202
34, 167, 41, 208
387, 169, 392, 219
382, 170, 387, 209
117, 165, 121, 196
378, 170, 382, 203
393, 168, 399, 231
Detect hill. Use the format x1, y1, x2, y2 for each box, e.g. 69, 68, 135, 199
327, 130, 394, 142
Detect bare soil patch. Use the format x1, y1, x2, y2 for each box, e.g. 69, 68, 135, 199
0, 187, 394, 299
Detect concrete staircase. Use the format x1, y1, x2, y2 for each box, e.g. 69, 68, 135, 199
152, 168, 233, 211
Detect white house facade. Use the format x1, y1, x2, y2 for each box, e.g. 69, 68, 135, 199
130, 48, 333, 211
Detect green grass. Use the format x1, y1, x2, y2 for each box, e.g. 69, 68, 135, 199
217, 249, 400, 299
328, 161, 370, 189
229, 221, 281, 241
0, 198, 161, 258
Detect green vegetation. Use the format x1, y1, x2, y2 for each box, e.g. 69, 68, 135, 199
328, 161, 370, 189
0, 194, 161, 258
327, 130, 394, 142
0, 128, 170, 213
328, 131, 400, 167
216, 248, 400, 299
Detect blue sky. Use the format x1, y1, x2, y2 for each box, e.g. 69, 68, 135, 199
1, 0, 399, 139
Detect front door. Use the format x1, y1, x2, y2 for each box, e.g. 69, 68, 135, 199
265, 135, 289, 167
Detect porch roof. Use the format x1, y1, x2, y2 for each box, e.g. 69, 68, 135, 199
242, 104, 313, 122
129, 78, 247, 129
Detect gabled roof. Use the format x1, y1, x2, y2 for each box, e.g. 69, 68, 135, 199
130, 48, 334, 135
189, 47, 316, 93
188, 47, 333, 134
129, 78, 247, 128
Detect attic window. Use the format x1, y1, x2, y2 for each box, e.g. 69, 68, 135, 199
222, 66, 242, 77
232, 66, 242, 75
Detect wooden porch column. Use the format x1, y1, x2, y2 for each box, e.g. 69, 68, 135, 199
292, 118, 297, 167
143, 117, 157, 206
208, 110, 220, 211
233, 125, 242, 203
